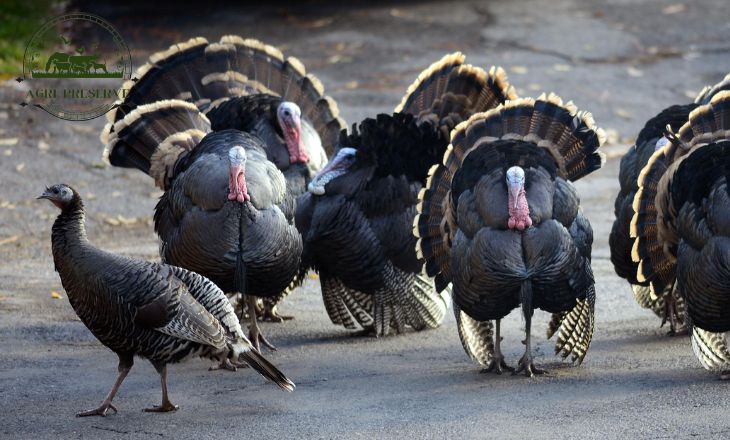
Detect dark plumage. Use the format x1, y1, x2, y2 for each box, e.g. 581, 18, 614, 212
656, 91, 730, 377
100, 35, 350, 347
608, 103, 696, 333
296, 53, 517, 336
39, 184, 294, 417
416, 94, 605, 375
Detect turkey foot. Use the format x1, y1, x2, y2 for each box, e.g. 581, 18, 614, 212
209, 359, 247, 372
77, 402, 118, 417
258, 303, 294, 322
248, 295, 276, 351
514, 354, 547, 377
144, 401, 178, 413
480, 355, 514, 375
481, 320, 513, 374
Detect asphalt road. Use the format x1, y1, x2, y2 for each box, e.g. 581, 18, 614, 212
2, 0, 730, 438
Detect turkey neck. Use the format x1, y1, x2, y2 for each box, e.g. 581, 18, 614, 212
51, 198, 90, 272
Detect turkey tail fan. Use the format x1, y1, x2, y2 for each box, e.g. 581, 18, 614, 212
238, 349, 295, 392
453, 302, 494, 368
690, 327, 730, 374
101, 35, 345, 156
219, 36, 346, 155
103, 99, 210, 189
396, 52, 517, 133
695, 72, 730, 105
552, 285, 595, 365
629, 144, 676, 297
416, 94, 605, 288
631, 284, 666, 318
321, 277, 374, 330
392, 271, 449, 332
678, 90, 730, 148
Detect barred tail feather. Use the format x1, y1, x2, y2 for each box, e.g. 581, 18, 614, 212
238, 349, 295, 392
691, 327, 730, 374
552, 286, 596, 365
102, 35, 345, 157
104, 100, 210, 189
453, 302, 494, 367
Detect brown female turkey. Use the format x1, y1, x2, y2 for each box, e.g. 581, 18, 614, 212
608, 103, 697, 335
296, 53, 517, 336
102, 36, 345, 324
416, 94, 606, 375
633, 91, 730, 378
39, 184, 294, 417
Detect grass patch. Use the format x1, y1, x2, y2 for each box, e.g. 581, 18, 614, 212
0, 0, 56, 80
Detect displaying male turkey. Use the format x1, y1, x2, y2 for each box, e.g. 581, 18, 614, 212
296, 53, 517, 336
104, 97, 301, 351
39, 184, 294, 417
609, 103, 697, 334
102, 36, 345, 322
634, 91, 730, 379
416, 94, 605, 375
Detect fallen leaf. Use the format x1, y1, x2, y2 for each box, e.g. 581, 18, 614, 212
553, 64, 572, 72
15, 163, 25, 172
627, 66, 643, 77
0, 138, 18, 146
3, 149, 12, 156
0, 235, 19, 246
70, 125, 95, 134
662, 3, 686, 14
51, 291, 62, 299
614, 108, 633, 120
104, 217, 121, 226
344, 81, 359, 90
510, 66, 528, 74
38, 140, 50, 151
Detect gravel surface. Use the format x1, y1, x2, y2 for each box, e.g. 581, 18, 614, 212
2, 0, 730, 438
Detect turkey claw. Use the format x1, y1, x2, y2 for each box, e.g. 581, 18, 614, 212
480, 356, 514, 375
514, 356, 547, 377
249, 327, 276, 352
77, 402, 118, 417
144, 401, 178, 413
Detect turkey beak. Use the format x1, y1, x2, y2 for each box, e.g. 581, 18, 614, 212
37, 189, 53, 201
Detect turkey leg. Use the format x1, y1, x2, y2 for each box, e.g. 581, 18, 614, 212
77, 355, 132, 417
258, 299, 294, 322
248, 295, 276, 351
515, 281, 547, 377
481, 320, 514, 374
144, 364, 178, 412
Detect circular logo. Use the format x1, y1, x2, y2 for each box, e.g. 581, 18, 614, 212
21, 13, 132, 121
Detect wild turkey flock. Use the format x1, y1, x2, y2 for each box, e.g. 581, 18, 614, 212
36, 35, 730, 416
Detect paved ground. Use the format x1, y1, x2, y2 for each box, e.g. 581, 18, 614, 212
2, 0, 730, 438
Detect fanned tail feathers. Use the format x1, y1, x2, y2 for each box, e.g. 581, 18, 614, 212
691, 327, 730, 373
396, 53, 517, 135
695, 72, 730, 105
416, 93, 605, 288
102, 35, 345, 160
550, 285, 595, 365
104, 99, 210, 189
631, 91, 730, 296
453, 302, 494, 367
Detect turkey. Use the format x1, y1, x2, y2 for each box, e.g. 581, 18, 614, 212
416, 94, 606, 375
634, 91, 730, 379
38, 184, 294, 417
609, 103, 697, 334
296, 53, 517, 336
103, 98, 301, 351
102, 36, 345, 322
